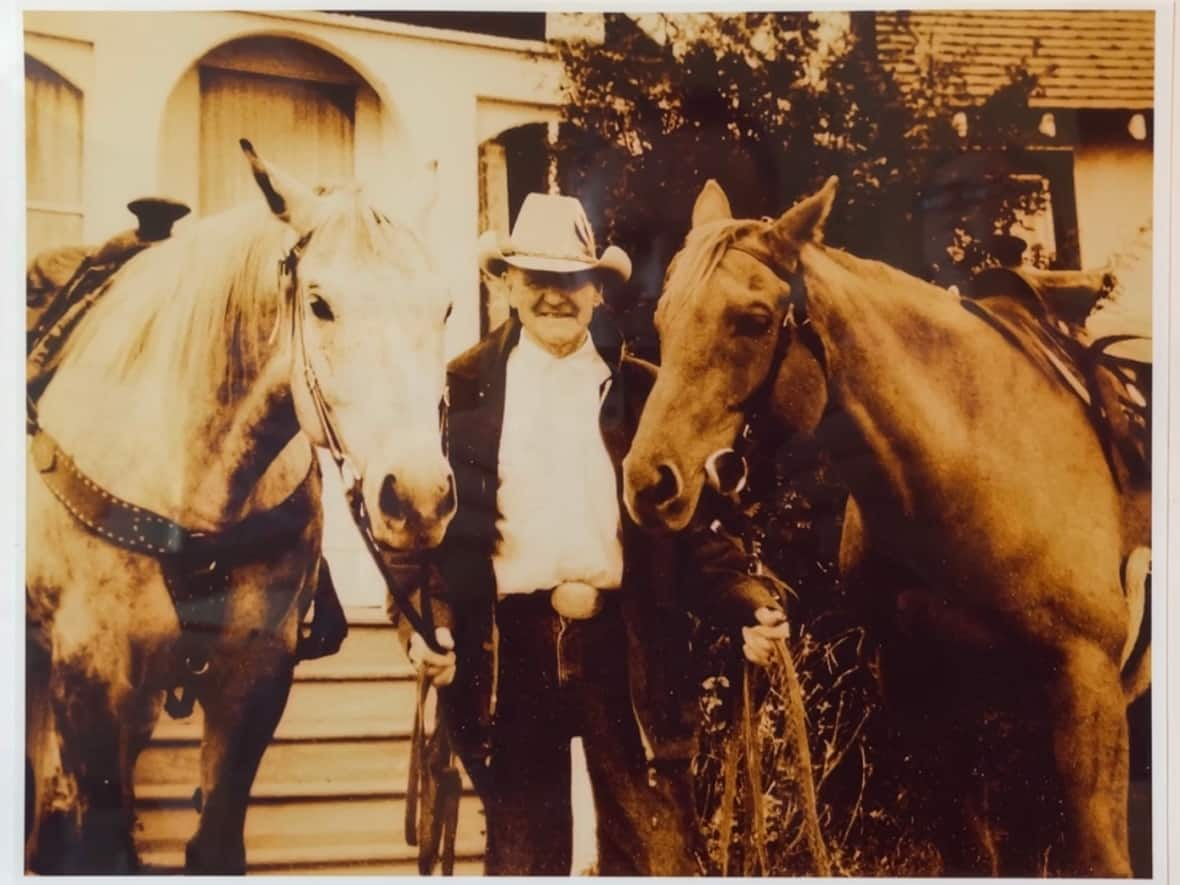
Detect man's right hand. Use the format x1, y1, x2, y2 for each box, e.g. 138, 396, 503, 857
408, 627, 456, 687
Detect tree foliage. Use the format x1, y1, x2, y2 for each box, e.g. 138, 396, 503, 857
555, 12, 1054, 358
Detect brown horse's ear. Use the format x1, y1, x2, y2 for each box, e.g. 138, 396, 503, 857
691, 179, 734, 228
239, 139, 319, 235
768, 176, 839, 254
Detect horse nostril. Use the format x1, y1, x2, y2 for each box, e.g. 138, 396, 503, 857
436, 474, 456, 519
379, 474, 405, 521
651, 463, 681, 507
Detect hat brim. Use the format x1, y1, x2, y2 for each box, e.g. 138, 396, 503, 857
477, 231, 631, 283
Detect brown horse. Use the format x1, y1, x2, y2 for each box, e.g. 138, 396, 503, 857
26, 143, 455, 873
623, 178, 1150, 876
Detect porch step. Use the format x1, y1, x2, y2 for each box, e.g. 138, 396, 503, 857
136, 735, 470, 791
135, 792, 486, 853
149, 676, 421, 743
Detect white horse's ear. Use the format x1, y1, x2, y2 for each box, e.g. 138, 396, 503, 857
239, 139, 319, 235
771, 175, 838, 246
691, 179, 733, 228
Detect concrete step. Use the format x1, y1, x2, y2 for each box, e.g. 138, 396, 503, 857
135, 793, 486, 855
150, 677, 425, 743
140, 829, 486, 874
137, 735, 436, 789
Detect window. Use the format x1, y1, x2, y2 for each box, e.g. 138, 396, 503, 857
25, 55, 84, 260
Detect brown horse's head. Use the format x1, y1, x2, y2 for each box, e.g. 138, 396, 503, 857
623, 177, 838, 531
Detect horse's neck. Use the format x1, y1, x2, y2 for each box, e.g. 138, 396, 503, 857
802, 248, 1086, 520
38, 344, 304, 531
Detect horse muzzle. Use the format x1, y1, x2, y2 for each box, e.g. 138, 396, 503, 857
368, 465, 456, 550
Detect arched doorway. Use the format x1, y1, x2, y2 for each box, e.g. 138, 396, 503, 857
160, 34, 403, 218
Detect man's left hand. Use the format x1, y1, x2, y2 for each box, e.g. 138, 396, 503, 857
741, 607, 789, 667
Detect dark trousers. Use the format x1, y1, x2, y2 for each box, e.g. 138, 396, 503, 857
472, 591, 702, 876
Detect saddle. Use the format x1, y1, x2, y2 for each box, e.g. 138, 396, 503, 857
964, 266, 1151, 490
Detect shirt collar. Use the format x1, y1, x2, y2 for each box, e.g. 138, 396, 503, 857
515, 328, 608, 377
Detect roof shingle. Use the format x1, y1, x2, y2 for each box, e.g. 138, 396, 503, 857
875, 10, 1154, 109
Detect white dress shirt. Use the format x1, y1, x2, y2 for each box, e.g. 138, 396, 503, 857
492, 331, 624, 596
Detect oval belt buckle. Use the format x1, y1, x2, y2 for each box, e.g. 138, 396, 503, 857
551, 581, 603, 620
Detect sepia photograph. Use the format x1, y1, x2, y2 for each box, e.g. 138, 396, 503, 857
18, 6, 1165, 878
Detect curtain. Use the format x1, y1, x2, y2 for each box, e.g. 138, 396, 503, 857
199, 66, 356, 215
25, 56, 84, 260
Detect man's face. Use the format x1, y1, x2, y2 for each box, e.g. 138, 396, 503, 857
505, 267, 602, 357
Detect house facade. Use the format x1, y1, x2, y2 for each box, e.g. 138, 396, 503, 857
871, 8, 1155, 339
24, 7, 1158, 596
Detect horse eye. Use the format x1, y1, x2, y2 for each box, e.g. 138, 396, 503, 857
733, 310, 773, 338
308, 294, 335, 321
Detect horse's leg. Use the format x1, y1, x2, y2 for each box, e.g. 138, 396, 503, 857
25, 634, 60, 872
184, 553, 318, 874
185, 632, 298, 873
43, 637, 140, 874
1046, 640, 1132, 876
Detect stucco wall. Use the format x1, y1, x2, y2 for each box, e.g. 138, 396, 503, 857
1074, 142, 1153, 268
1073, 141, 1153, 341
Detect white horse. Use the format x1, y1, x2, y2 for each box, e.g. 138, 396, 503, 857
26, 142, 455, 873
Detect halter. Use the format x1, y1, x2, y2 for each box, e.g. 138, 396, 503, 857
703, 237, 828, 530
280, 234, 447, 654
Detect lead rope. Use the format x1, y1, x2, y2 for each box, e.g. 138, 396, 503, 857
773, 639, 830, 876
718, 648, 829, 876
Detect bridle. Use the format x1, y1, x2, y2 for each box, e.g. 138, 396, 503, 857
703, 237, 828, 515
281, 233, 448, 653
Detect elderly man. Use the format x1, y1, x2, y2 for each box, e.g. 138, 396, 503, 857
395, 192, 788, 875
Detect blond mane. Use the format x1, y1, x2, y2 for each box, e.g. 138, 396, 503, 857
55, 188, 427, 400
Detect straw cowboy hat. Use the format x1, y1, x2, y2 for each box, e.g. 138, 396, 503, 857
477, 193, 632, 283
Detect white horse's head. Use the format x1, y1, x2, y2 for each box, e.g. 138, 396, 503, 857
242, 141, 455, 550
